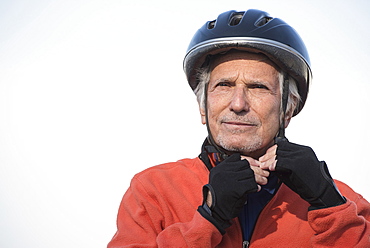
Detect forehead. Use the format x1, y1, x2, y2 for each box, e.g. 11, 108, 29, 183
209, 50, 280, 74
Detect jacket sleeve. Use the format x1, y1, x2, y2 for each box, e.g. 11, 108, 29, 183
107, 176, 223, 248
308, 180, 370, 247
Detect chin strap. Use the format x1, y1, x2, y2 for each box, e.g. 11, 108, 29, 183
199, 138, 219, 171
277, 75, 290, 140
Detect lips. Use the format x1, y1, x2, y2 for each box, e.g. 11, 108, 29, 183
223, 121, 256, 126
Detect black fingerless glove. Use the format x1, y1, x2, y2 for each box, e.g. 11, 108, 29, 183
198, 153, 258, 234
275, 139, 346, 210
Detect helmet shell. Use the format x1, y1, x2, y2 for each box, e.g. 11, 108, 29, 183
183, 9, 312, 115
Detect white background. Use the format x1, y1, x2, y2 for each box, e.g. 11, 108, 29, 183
0, 0, 369, 247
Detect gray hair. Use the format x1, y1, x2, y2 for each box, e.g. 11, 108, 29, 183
194, 66, 301, 119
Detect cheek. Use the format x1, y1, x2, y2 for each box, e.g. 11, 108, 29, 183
207, 96, 227, 120
257, 99, 281, 129
205, 99, 227, 136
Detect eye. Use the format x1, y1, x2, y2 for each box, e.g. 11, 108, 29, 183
249, 83, 269, 90
216, 81, 232, 87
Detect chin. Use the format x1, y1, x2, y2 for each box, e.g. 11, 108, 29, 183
217, 135, 263, 154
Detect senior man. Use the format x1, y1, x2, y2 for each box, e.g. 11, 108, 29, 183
108, 10, 370, 247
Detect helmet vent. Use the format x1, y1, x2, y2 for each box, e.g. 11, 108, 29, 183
229, 12, 244, 26
207, 20, 216, 29
255, 16, 273, 27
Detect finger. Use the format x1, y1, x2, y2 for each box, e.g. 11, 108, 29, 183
259, 144, 277, 163
260, 157, 277, 171
250, 166, 270, 185
256, 184, 262, 192
241, 156, 262, 167
256, 175, 268, 185
259, 145, 277, 171
241, 156, 261, 167
250, 165, 270, 177
268, 160, 277, 171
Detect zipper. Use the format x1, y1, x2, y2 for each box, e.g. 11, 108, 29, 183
242, 241, 249, 248
241, 178, 282, 248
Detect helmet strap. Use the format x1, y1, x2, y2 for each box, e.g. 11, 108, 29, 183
277, 75, 289, 139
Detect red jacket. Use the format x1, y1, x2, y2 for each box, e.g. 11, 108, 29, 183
108, 157, 370, 247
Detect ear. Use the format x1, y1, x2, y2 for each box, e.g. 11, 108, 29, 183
284, 114, 292, 128
284, 100, 298, 128
199, 105, 206, 125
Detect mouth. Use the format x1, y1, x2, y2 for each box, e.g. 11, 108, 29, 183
222, 121, 258, 130
222, 118, 258, 125
223, 121, 256, 126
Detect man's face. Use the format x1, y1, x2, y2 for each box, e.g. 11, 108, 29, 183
200, 51, 282, 158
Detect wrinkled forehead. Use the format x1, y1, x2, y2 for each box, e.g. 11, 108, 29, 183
209, 49, 281, 73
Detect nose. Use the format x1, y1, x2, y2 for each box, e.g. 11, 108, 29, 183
229, 86, 250, 113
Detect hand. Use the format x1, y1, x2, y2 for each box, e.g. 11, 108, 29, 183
242, 155, 270, 191
270, 139, 346, 210
259, 144, 277, 171
198, 153, 258, 233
